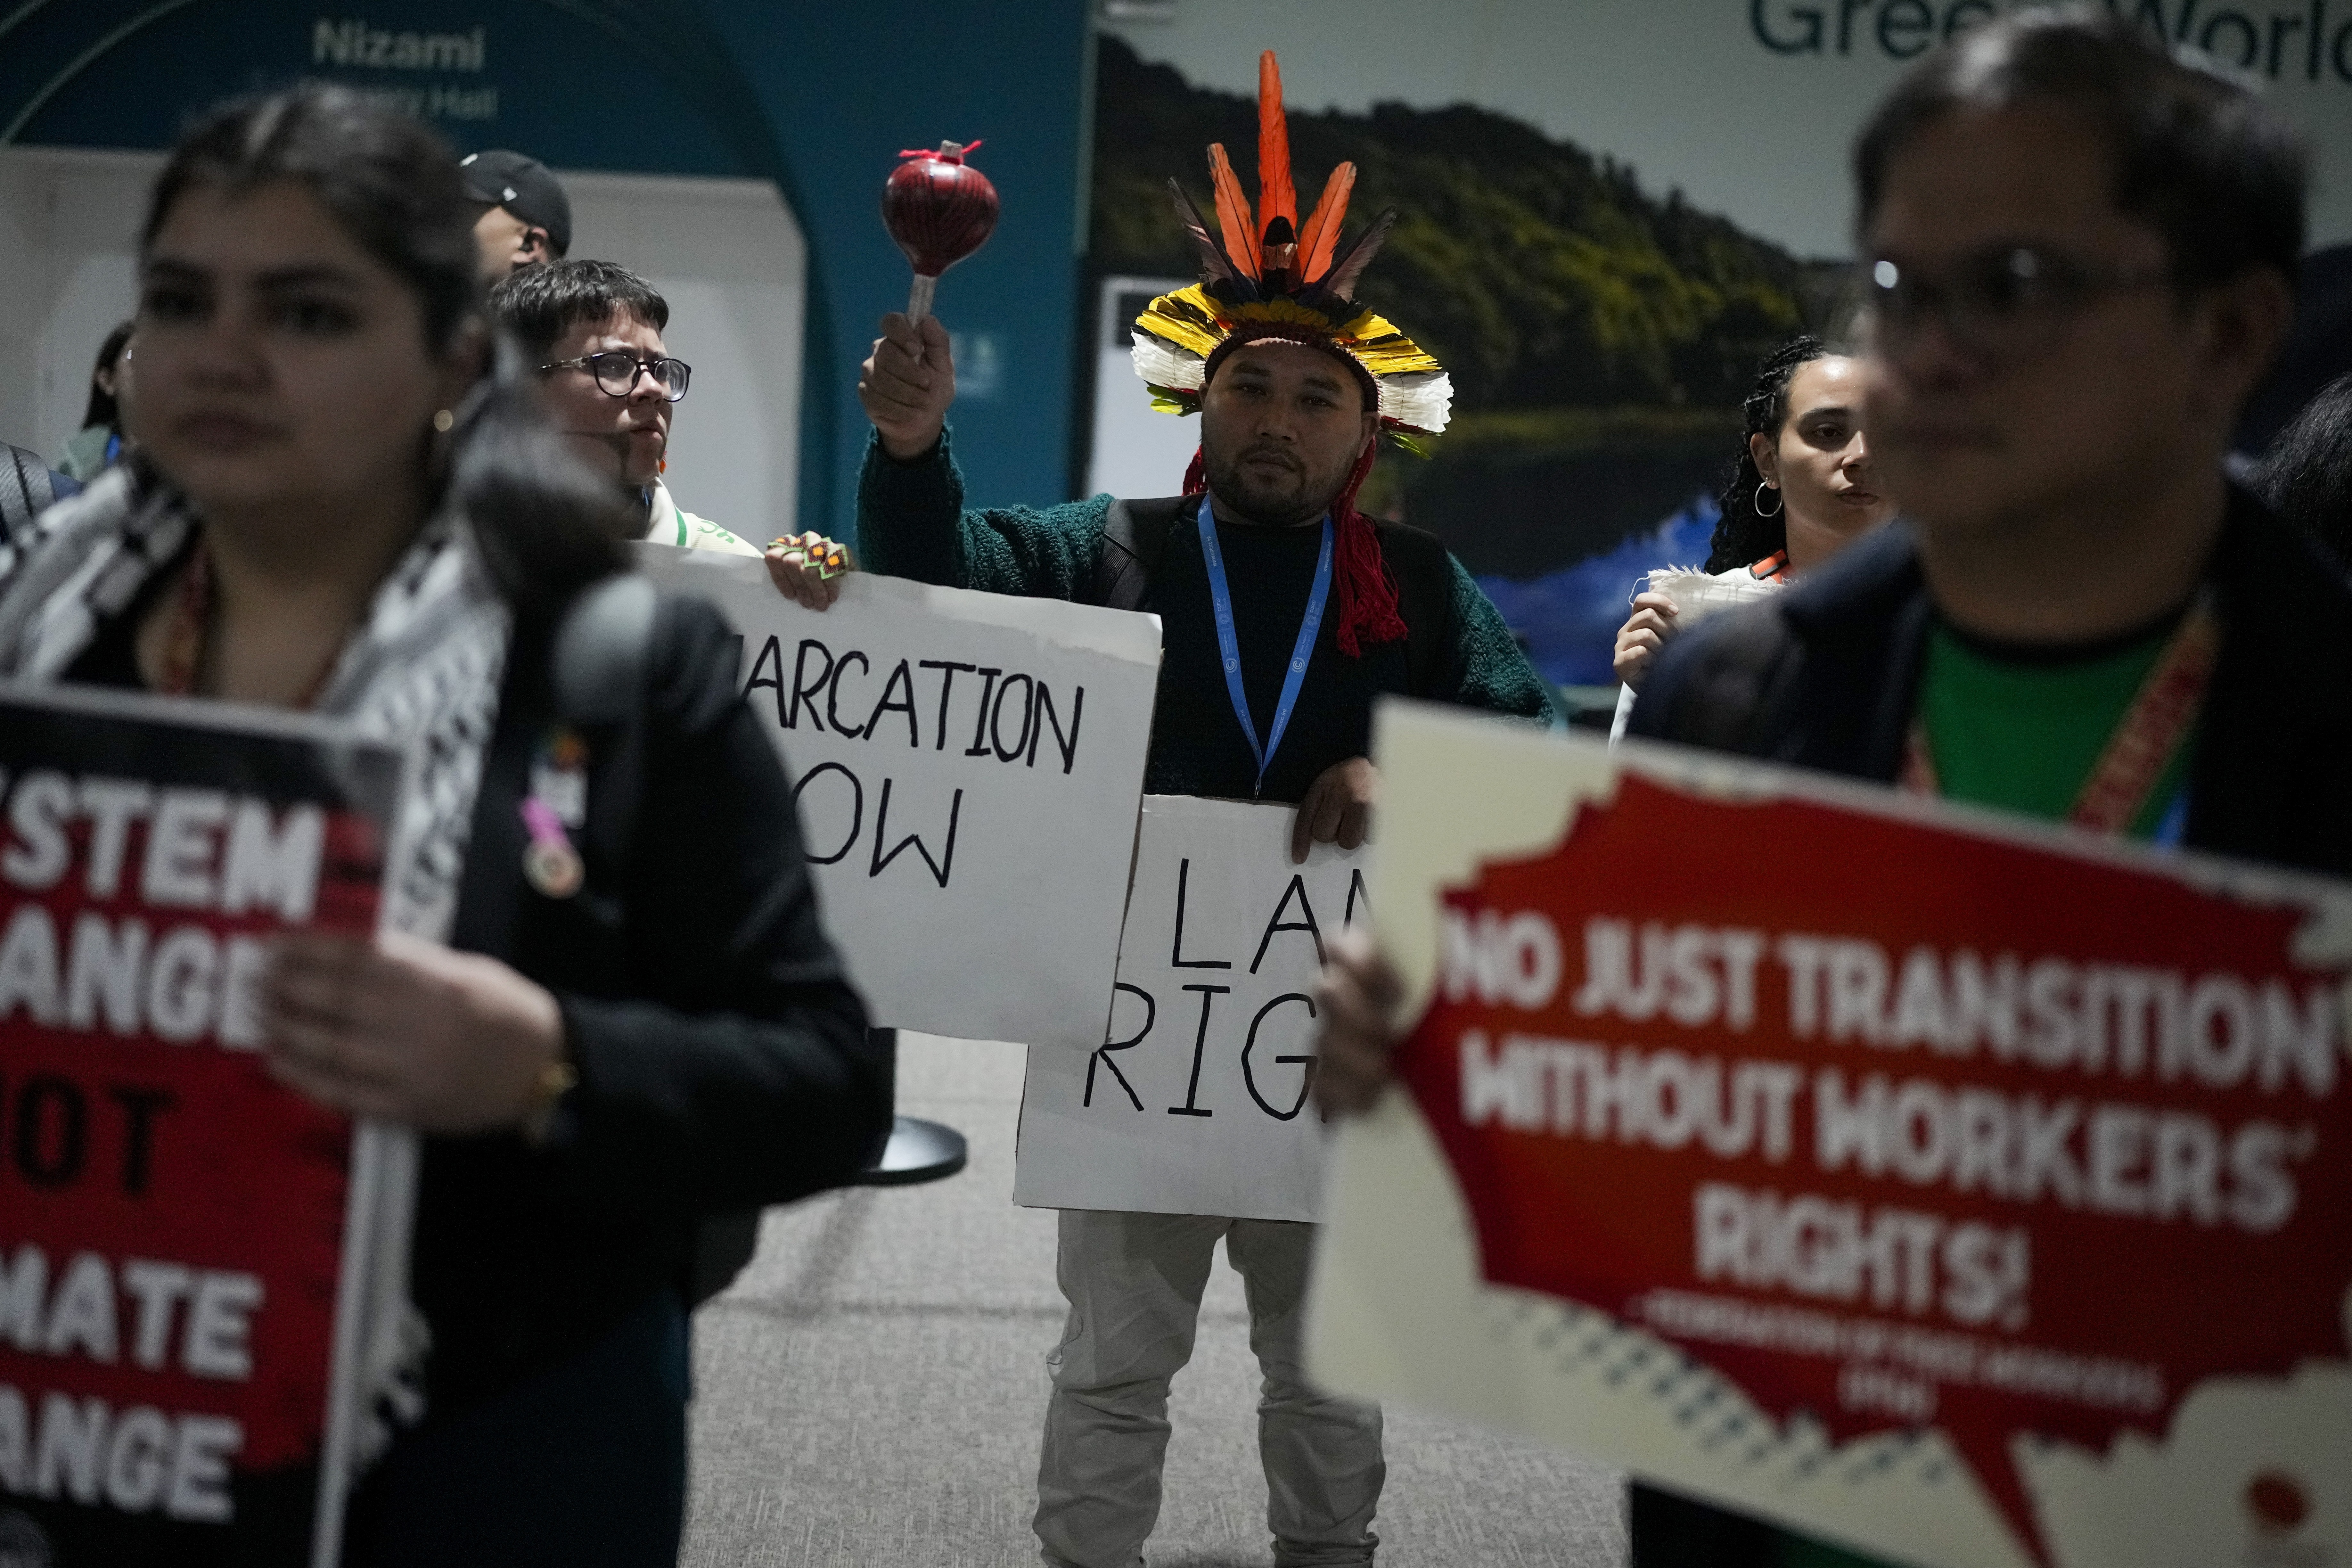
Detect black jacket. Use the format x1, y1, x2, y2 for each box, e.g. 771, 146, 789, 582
1627, 494, 2352, 1566
61, 569, 884, 1415
1628, 487, 2352, 879
418, 587, 884, 1412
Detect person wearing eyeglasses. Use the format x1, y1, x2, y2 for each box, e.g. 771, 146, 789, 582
1313, 12, 2350, 1568
493, 259, 851, 603
488, 260, 750, 552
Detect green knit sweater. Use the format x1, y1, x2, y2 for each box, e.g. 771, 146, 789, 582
856, 429, 1555, 802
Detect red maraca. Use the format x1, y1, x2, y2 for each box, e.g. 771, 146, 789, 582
883, 140, 1000, 322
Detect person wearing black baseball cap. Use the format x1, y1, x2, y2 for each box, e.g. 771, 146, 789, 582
461, 148, 572, 278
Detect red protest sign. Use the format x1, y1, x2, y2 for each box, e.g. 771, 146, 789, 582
1308, 706, 2352, 1568
0, 688, 402, 1566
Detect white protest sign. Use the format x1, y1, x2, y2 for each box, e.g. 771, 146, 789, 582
1014, 794, 1367, 1222
638, 545, 1161, 1050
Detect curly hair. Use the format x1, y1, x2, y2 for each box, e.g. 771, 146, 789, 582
1704, 335, 1827, 575
2251, 372, 2352, 568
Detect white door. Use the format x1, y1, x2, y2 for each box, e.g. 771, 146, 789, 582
561, 169, 805, 541
0, 147, 151, 469
1087, 273, 1198, 500
0, 151, 806, 539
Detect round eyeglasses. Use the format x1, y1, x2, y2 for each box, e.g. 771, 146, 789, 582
539, 350, 692, 402
1859, 245, 2170, 362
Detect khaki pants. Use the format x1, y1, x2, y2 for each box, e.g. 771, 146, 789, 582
1034, 1210, 1383, 1568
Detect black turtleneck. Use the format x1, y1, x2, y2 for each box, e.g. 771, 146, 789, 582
1143, 511, 1411, 804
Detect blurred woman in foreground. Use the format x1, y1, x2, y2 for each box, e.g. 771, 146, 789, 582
0, 85, 883, 1564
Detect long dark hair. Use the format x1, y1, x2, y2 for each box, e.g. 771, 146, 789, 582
1704, 335, 1828, 574
2252, 371, 2352, 567
80, 320, 135, 431
141, 85, 625, 625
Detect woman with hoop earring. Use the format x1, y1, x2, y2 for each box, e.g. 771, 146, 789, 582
1609, 335, 1898, 737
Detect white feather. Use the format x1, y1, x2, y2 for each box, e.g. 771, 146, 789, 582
1643, 566, 1782, 625
1130, 332, 1205, 391
1378, 370, 1453, 433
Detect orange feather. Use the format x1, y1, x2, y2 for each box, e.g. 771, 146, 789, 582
1257, 52, 1297, 237
1207, 144, 1261, 277
1297, 161, 1356, 283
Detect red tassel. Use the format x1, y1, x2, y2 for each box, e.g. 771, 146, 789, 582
1183, 440, 1405, 659
1329, 440, 1405, 657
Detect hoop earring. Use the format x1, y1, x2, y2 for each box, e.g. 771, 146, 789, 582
1754, 480, 1783, 518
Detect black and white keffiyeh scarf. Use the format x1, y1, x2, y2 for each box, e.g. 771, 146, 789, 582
0, 463, 514, 1471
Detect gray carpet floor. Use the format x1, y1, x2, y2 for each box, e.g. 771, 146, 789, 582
680, 1035, 1628, 1568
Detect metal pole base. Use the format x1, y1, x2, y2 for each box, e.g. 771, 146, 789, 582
855, 1114, 967, 1187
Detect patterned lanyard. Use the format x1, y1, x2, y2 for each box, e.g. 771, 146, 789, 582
1195, 496, 1334, 799
1901, 591, 2220, 843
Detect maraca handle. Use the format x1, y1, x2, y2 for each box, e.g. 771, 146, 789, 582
907, 273, 938, 324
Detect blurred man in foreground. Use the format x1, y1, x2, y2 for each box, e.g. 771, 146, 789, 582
1317, 13, 2352, 1565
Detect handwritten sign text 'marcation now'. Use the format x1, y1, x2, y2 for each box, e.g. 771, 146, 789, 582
1396, 758, 2352, 1567
637, 550, 1160, 1050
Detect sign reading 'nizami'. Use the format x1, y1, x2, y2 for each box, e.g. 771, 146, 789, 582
0, 687, 400, 1567
1307, 705, 2352, 1568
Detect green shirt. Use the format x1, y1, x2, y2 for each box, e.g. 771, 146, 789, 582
1916, 618, 2194, 841
643, 480, 760, 557
1763, 615, 2194, 1568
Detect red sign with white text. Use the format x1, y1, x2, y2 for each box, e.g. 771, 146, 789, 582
1396, 771, 2352, 1566
0, 690, 401, 1566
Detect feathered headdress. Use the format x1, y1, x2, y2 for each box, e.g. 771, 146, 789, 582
1132, 53, 1453, 453
1132, 53, 1452, 657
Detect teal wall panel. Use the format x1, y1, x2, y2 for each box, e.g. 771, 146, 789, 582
0, 0, 1095, 535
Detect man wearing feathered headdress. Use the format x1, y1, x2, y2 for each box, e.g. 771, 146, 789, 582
848, 53, 1553, 1567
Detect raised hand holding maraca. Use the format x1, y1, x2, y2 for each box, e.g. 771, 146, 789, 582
860, 312, 955, 461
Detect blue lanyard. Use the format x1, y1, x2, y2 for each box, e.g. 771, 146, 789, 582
2150, 785, 2191, 849
1196, 496, 1333, 798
